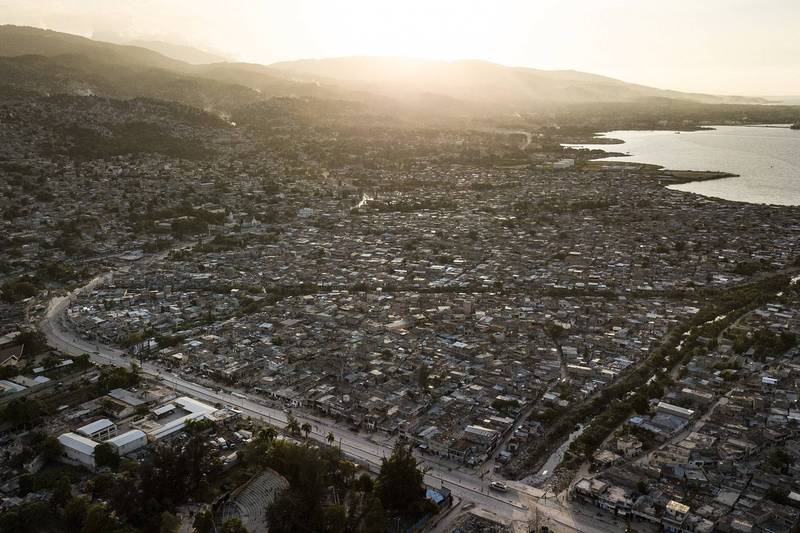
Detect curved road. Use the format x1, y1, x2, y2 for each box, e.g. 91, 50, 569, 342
40, 274, 621, 533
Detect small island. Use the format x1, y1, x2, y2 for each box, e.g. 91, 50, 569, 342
791, 122, 800, 130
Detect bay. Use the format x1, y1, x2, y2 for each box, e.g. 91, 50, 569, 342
565, 125, 800, 206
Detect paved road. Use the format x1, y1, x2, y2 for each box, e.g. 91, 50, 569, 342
39, 275, 626, 533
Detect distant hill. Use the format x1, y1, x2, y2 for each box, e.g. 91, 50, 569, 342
0, 25, 333, 112
269, 57, 768, 106
0, 25, 185, 71
0, 25, 770, 116
761, 95, 800, 105
125, 39, 230, 65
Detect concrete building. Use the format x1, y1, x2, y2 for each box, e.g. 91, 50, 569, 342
105, 429, 148, 456
76, 418, 118, 440
463, 425, 499, 449
656, 402, 695, 419
58, 432, 98, 469
143, 396, 217, 441
552, 158, 575, 169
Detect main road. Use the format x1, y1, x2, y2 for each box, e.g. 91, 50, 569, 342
39, 275, 623, 533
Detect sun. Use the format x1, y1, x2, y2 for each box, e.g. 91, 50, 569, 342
299, 0, 530, 63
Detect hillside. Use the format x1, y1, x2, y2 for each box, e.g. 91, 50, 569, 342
269, 57, 768, 106
0, 25, 186, 72
0, 25, 331, 112
0, 25, 769, 117
126, 40, 230, 65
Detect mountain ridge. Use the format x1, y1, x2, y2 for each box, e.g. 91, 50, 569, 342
0, 25, 770, 113
268, 56, 768, 106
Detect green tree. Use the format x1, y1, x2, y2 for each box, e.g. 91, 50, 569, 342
324, 504, 347, 533
192, 508, 215, 533
301, 422, 312, 441
355, 473, 373, 494
375, 443, 434, 519
767, 486, 788, 505
95, 442, 120, 470
330, 459, 357, 491
81, 503, 117, 533
64, 496, 90, 532
258, 426, 278, 443
121, 331, 144, 348
0, 280, 38, 303
16, 329, 48, 356
139, 430, 220, 508
243, 426, 278, 467
18, 473, 34, 495
159, 511, 180, 533
51, 475, 72, 507
3, 500, 53, 533
97, 366, 140, 393
491, 398, 520, 414
265, 442, 336, 533
285, 415, 300, 436
767, 449, 794, 473
360, 496, 387, 533
221, 517, 249, 533
417, 363, 430, 390
631, 393, 650, 415
544, 322, 565, 341
0, 398, 45, 429
0, 506, 22, 532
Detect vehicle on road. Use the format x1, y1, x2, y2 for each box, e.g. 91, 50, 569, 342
489, 481, 509, 492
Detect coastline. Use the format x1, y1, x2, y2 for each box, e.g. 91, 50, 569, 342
658, 169, 739, 184
583, 160, 739, 184
562, 124, 800, 204
560, 125, 714, 146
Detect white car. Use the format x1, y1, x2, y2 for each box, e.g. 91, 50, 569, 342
489, 481, 509, 492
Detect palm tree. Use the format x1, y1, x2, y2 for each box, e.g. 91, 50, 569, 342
301, 422, 312, 440
286, 418, 301, 436
545, 321, 568, 380
327, 431, 336, 446
258, 426, 278, 443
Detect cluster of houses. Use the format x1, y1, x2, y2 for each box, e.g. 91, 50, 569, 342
572, 296, 800, 533
2, 95, 800, 527
56, 394, 233, 470
52, 159, 800, 473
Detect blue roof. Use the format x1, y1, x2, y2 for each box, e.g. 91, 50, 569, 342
426, 488, 445, 504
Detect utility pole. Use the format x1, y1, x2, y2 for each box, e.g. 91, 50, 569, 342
528, 505, 541, 533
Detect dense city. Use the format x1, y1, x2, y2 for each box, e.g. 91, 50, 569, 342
1, 23, 800, 533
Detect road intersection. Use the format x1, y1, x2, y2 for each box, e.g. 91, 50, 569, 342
39, 278, 625, 533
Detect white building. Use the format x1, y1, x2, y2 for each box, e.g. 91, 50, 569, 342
656, 402, 695, 419
0, 380, 26, 394
106, 429, 148, 456
147, 396, 217, 441
76, 418, 117, 440
552, 158, 575, 169
58, 432, 98, 469
463, 425, 500, 447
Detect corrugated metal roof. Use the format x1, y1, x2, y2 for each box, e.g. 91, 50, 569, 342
106, 429, 147, 447
58, 432, 99, 455
108, 388, 145, 406
76, 418, 115, 436
174, 396, 215, 415
152, 403, 176, 416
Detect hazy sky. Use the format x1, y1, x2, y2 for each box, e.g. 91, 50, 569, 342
2, 0, 799, 95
